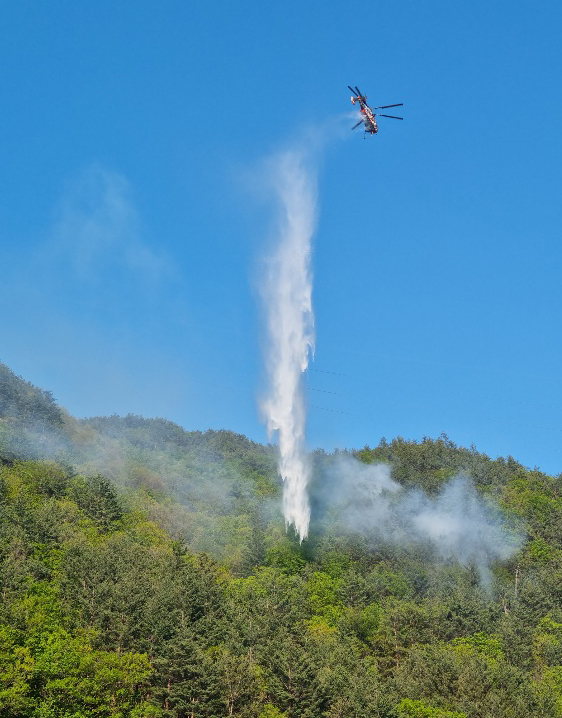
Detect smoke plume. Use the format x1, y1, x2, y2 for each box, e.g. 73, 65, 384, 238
260, 150, 317, 540
316, 455, 522, 584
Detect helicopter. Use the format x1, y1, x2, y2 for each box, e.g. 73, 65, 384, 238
348, 86, 403, 137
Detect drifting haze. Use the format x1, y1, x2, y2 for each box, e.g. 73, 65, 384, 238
50, 164, 169, 284
0, 359, 525, 583
316, 455, 522, 585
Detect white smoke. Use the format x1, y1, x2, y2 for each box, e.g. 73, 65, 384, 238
259, 150, 317, 541
319, 456, 522, 584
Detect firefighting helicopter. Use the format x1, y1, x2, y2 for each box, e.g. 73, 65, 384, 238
348, 86, 403, 137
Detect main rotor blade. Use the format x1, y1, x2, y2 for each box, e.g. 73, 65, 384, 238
373, 103, 403, 109
376, 114, 403, 120
348, 85, 359, 96
351, 120, 364, 130
355, 86, 363, 97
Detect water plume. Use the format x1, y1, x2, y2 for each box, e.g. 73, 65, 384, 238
259, 150, 317, 540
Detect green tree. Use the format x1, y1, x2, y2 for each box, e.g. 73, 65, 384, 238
68, 474, 123, 531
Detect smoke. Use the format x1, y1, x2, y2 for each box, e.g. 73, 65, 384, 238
259, 150, 317, 541
315, 455, 522, 584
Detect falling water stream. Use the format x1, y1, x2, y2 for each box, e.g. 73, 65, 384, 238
260, 150, 316, 540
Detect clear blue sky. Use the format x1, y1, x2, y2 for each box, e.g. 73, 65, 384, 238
1, 1, 561, 474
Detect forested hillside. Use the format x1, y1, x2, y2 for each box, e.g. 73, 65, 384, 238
1, 361, 562, 717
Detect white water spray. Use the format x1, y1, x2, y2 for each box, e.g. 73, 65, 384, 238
260, 150, 316, 540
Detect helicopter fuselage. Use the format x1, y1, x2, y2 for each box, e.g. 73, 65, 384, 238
361, 106, 378, 134
352, 95, 378, 134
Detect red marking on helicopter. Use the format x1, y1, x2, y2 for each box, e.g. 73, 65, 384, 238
348, 86, 403, 138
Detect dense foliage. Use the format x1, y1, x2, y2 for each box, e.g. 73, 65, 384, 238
0, 363, 66, 461
1, 362, 562, 716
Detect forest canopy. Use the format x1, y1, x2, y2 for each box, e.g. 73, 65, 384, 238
0, 361, 561, 717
